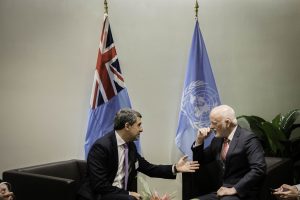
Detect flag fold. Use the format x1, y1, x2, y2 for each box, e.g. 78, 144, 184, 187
85, 14, 133, 157
175, 19, 221, 159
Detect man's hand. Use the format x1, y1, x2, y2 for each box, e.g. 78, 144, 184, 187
129, 191, 142, 200
6, 193, 14, 199
273, 184, 299, 199
196, 127, 211, 145
176, 155, 200, 173
0, 192, 14, 200
217, 186, 237, 197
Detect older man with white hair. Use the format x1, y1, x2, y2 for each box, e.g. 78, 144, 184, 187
192, 105, 266, 200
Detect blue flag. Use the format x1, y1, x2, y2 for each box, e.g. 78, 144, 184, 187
175, 19, 221, 159
85, 14, 139, 157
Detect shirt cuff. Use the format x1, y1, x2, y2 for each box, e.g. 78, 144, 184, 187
296, 185, 300, 200
172, 164, 178, 174
193, 140, 203, 148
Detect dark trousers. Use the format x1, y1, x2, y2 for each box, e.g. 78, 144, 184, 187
77, 195, 90, 200
198, 193, 241, 200
101, 194, 135, 200
77, 194, 135, 200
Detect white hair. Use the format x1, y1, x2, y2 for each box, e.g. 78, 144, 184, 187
211, 105, 237, 125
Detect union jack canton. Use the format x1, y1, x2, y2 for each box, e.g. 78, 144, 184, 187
85, 14, 132, 157
90, 14, 126, 109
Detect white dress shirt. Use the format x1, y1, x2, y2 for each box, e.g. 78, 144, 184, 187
112, 131, 127, 189
227, 125, 237, 143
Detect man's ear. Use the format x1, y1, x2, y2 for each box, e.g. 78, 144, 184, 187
125, 122, 130, 130
225, 119, 231, 127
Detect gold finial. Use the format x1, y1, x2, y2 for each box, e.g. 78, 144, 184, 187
194, 0, 199, 19
104, 0, 108, 14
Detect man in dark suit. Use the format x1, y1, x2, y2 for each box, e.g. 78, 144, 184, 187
192, 105, 266, 200
78, 108, 199, 200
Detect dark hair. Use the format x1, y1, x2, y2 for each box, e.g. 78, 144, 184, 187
114, 108, 142, 130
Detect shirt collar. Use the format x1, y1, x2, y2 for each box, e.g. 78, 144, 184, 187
227, 125, 237, 141
115, 131, 126, 147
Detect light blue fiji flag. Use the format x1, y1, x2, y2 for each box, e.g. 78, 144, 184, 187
175, 18, 221, 159
85, 14, 140, 157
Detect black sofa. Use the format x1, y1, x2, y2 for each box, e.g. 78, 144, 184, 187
182, 157, 294, 200
2, 159, 86, 200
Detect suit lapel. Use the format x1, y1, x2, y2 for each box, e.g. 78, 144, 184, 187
128, 142, 136, 171
215, 137, 223, 160
225, 126, 241, 164
110, 132, 119, 175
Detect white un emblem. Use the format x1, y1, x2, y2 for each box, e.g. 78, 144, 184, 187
181, 81, 220, 130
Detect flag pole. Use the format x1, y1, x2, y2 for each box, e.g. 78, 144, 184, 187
104, 0, 108, 14
194, 0, 199, 20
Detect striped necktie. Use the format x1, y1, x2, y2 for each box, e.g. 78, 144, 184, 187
221, 138, 229, 160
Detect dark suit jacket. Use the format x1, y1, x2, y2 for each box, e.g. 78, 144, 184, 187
192, 126, 266, 198
78, 131, 176, 200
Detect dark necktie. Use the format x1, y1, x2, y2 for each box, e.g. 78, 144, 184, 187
124, 143, 129, 190
221, 138, 229, 160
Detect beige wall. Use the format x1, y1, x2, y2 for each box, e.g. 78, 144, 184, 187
1, 0, 300, 198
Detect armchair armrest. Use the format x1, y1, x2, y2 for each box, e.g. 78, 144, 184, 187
2, 159, 86, 200
3, 170, 77, 200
